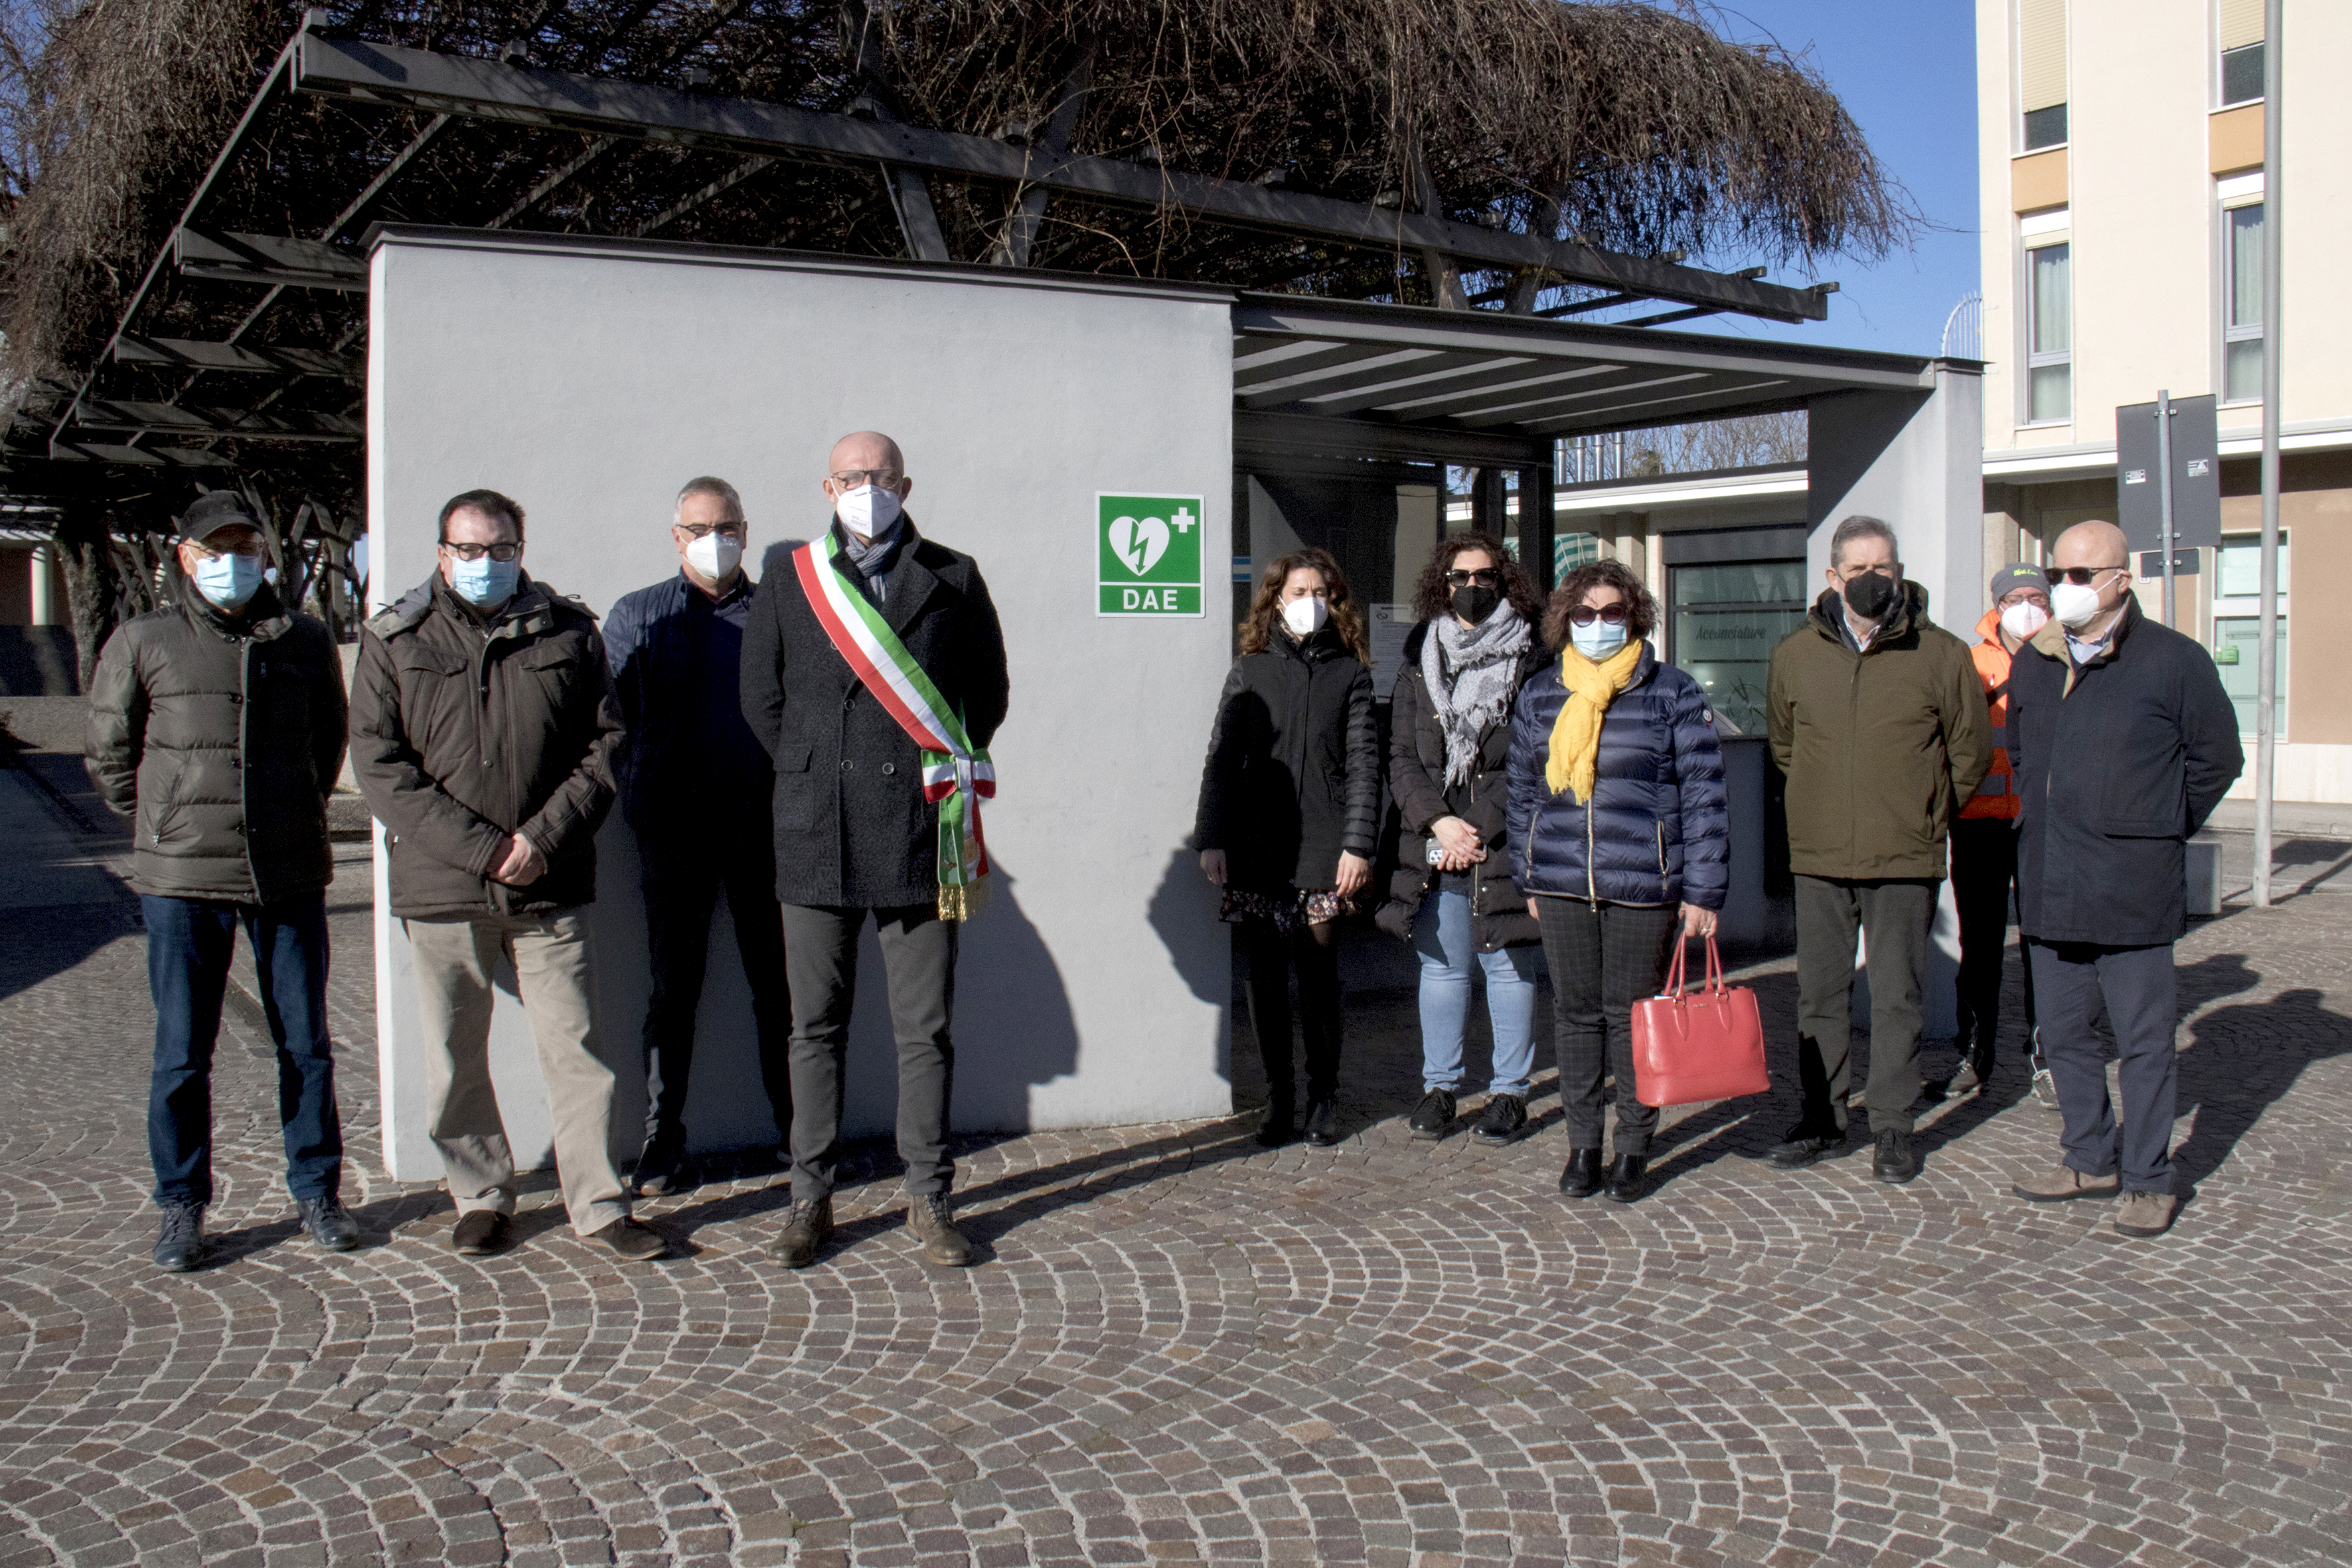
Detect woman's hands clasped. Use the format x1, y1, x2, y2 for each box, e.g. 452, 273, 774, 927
1429, 815, 1486, 873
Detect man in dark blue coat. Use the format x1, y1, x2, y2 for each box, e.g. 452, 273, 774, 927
2008, 520, 2241, 1239
604, 477, 793, 1197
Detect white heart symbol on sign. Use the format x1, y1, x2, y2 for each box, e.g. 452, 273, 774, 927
1109, 514, 1170, 577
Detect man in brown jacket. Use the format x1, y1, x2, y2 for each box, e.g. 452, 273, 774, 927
349, 488, 665, 1262
1765, 514, 1992, 1184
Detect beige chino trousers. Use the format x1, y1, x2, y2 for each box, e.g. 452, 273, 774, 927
404, 912, 629, 1235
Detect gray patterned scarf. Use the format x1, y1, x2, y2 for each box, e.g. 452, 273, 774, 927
1422, 601, 1531, 787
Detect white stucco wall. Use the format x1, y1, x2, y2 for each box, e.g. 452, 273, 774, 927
367, 231, 1236, 1182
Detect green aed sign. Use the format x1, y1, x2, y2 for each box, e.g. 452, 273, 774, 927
1097, 493, 1205, 617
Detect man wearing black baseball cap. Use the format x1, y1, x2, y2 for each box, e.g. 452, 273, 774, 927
86, 491, 358, 1270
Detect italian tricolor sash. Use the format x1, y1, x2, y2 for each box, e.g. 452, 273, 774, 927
794, 534, 996, 920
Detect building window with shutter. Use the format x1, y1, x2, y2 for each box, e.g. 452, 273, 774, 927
2218, 0, 2264, 108
2019, 0, 2068, 150
2221, 178, 2264, 405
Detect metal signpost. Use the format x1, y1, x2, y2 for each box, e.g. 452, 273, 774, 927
2254, 0, 2284, 907
2116, 394, 2220, 623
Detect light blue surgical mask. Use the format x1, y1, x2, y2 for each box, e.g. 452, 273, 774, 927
449, 554, 520, 607
1569, 621, 1629, 661
191, 551, 264, 612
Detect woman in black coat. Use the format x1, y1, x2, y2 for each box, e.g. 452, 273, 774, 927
1375, 532, 1549, 1147
1194, 547, 1379, 1148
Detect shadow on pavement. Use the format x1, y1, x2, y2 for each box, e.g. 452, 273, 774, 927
2173, 983, 2352, 1190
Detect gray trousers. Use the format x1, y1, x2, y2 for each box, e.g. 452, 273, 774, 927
404, 913, 630, 1235
1793, 875, 1938, 1135
2027, 939, 2179, 1194
780, 903, 957, 1203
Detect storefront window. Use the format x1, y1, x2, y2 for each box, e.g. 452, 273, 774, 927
2214, 531, 2288, 736
1668, 559, 1809, 737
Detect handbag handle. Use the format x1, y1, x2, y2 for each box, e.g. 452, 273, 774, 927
1702, 933, 1727, 996
1660, 933, 1689, 999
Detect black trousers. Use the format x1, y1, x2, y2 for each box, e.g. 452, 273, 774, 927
1793, 875, 1938, 1135
1950, 817, 2036, 1061
780, 902, 957, 1202
1243, 919, 1343, 1108
639, 835, 793, 1160
1537, 896, 1680, 1157
2029, 940, 2179, 1194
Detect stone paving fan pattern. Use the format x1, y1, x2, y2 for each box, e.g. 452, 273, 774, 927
1, 724, 2351, 1565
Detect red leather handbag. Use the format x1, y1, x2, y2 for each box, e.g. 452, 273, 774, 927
1629, 935, 1770, 1109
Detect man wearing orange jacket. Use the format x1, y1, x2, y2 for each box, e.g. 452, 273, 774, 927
1952, 563, 2052, 1101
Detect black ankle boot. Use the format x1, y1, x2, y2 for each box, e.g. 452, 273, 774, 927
1558, 1148, 1604, 1199
1604, 1153, 1648, 1203
1256, 1101, 1296, 1146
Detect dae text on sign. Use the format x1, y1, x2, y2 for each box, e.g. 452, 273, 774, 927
1097, 493, 1205, 617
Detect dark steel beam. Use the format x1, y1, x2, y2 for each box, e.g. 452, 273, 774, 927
114, 337, 362, 378
74, 400, 364, 441
175, 229, 368, 291
1234, 410, 1551, 469
45, 441, 236, 468
289, 29, 1830, 323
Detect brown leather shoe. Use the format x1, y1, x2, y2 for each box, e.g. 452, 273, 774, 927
589, 1215, 670, 1261
905, 1194, 975, 1267
2113, 1190, 2178, 1237
768, 1197, 833, 1269
2012, 1165, 2120, 1203
451, 1210, 509, 1255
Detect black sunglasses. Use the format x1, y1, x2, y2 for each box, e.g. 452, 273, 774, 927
1445, 568, 1501, 588
1567, 604, 1629, 626
2043, 564, 2123, 586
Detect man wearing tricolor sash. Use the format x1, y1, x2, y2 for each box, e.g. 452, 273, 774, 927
741, 431, 1009, 1270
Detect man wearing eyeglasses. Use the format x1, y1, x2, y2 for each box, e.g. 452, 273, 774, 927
350, 488, 668, 1263
1765, 514, 1991, 1186
602, 477, 793, 1197
86, 491, 356, 1270
2006, 520, 2240, 1239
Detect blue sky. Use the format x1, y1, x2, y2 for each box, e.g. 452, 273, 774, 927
1671, 1, 1983, 357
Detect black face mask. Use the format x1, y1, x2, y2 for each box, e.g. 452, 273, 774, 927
1842, 570, 1897, 621
1450, 584, 1501, 625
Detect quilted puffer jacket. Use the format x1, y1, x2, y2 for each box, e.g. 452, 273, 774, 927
1505, 643, 1730, 909
1193, 621, 1379, 892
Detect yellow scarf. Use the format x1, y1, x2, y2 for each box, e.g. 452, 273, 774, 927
1545, 640, 1644, 801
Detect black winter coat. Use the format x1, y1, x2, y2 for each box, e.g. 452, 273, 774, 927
84, 586, 345, 904
1506, 643, 1731, 909
740, 520, 1010, 910
1194, 623, 1379, 891
2011, 597, 2243, 947
349, 574, 623, 919
603, 569, 771, 832
1376, 619, 1547, 949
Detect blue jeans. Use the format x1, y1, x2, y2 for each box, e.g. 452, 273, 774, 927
144, 893, 342, 1208
1413, 888, 1537, 1096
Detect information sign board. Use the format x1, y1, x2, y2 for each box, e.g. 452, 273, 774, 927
1097, 493, 1205, 615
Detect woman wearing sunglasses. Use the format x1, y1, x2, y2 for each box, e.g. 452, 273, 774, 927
1195, 548, 1379, 1147
1378, 532, 1550, 1146
1505, 560, 1729, 1203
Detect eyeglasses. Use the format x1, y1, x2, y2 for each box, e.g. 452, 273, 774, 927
188, 538, 264, 562
2043, 564, 2124, 586
830, 469, 902, 489
1567, 603, 1630, 626
1998, 590, 2052, 610
439, 540, 520, 562
675, 522, 744, 541
1445, 568, 1500, 588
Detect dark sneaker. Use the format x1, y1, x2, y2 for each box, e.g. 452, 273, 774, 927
153, 1202, 208, 1273
633, 1148, 687, 1198
1947, 1059, 1985, 1097
906, 1194, 976, 1267
1765, 1132, 1842, 1168
1302, 1099, 1343, 1147
1558, 1148, 1604, 1199
296, 1195, 360, 1252
1603, 1153, 1649, 1204
768, 1197, 834, 1269
2029, 1037, 2061, 1111
591, 1215, 670, 1261
1255, 1103, 1295, 1148
451, 1210, 509, 1256
1471, 1094, 1528, 1146
1409, 1088, 1458, 1140
1872, 1129, 1919, 1184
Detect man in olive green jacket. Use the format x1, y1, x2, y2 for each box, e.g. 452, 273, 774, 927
1764, 515, 1992, 1184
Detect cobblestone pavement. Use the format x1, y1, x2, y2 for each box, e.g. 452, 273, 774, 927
3, 707, 2350, 1567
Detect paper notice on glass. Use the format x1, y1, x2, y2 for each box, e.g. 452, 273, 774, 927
1368, 603, 1413, 702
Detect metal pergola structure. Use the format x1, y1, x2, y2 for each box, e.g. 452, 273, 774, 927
2, 9, 1841, 507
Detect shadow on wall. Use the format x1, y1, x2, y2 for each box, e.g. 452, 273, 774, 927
1145, 844, 1232, 1103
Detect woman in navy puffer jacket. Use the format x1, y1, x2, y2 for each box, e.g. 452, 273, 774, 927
1506, 560, 1729, 1205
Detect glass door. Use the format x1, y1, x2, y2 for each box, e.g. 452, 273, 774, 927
1666, 559, 1810, 736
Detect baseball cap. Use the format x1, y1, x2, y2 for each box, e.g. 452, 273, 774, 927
1988, 562, 2047, 603
180, 491, 264, 543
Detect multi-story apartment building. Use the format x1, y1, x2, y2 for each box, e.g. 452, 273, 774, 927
1978, 0, 2352, 799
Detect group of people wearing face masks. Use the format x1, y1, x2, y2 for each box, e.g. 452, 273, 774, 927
94, 433, 1012, 1275
1194, 511, 2241, 1238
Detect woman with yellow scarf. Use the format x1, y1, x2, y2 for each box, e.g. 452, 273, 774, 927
1504, 560, 1731, 1204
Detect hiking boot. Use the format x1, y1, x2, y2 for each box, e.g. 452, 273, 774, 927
906, 1194, 976, 1267
1558, 1148, 1605, 1199
2013, 1164, 2118, 1203
589, 1215, 670, 1261
1471, 1094, 1528, 1146
1409, 1088, 1457, 1140
1603, 1153, 1649, 1204
296, 1195, 360, 1252
451, 1210, 509, 1256
1872, 1130, 1919, 1184
153, 1202, 208, 1273
1301, 1099, 1343, 1147
767, 1197, 834, 1269
1765, 1131, 1842, 1169
2114, 1190, 2178, 1238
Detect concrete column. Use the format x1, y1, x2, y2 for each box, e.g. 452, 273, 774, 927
29, 545, 56, 626
1807, 362, 1987, 634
